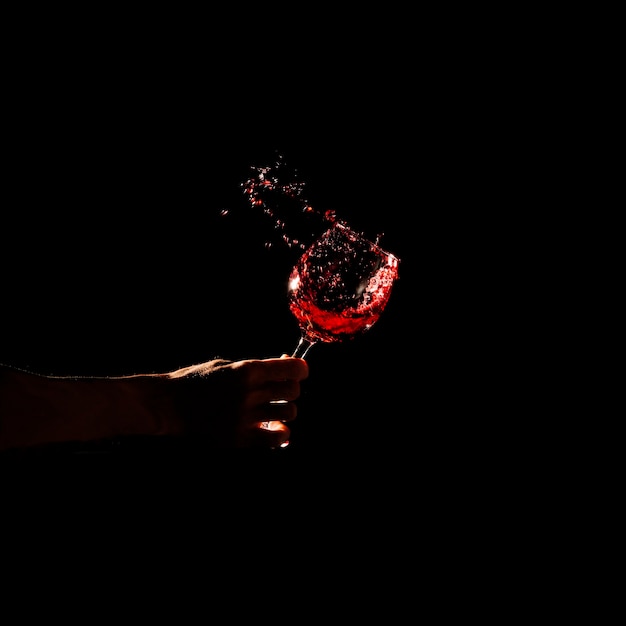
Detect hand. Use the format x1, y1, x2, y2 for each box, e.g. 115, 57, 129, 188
165, 356, 309, 449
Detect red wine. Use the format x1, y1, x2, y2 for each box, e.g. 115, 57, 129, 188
288, 223, 399, 344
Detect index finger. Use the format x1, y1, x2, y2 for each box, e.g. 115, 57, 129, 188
239, 357, 309, 385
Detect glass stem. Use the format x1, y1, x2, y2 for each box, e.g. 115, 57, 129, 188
292, 336, 316, 359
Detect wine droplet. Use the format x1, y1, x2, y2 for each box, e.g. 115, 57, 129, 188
239, 152, 339, 251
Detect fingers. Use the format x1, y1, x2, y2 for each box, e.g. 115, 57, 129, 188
254, 397, 298, 424
166, 356, 308, 449
239, 376, 301, 448
234, 357, 309, 386
243, 379, 303, 408
261, 420, 291, 449
245, 420, 291, 449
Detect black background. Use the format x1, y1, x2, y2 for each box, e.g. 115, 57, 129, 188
2, 89, 424, 461
1, 48, 524, 479
0, 15, 572, 603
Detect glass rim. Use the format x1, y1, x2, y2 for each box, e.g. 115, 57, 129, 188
329, 221, 400, 263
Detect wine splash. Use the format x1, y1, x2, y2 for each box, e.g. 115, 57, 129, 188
223, 152, 390, 255
239, 152, 339, 251
233, 152, 400, 356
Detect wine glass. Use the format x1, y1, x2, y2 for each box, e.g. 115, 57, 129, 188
287, 220, 400, 359
264, 221, 399, 439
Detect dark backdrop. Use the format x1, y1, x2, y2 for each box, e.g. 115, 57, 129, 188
3, 70, 501, 475
2, 97, 425, 462
1, 17, 559, 582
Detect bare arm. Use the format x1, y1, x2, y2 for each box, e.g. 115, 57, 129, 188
0, 365, 178, 451
0, 357, 308, 452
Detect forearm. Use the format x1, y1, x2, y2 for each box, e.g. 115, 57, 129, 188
0, 366, 179, 452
